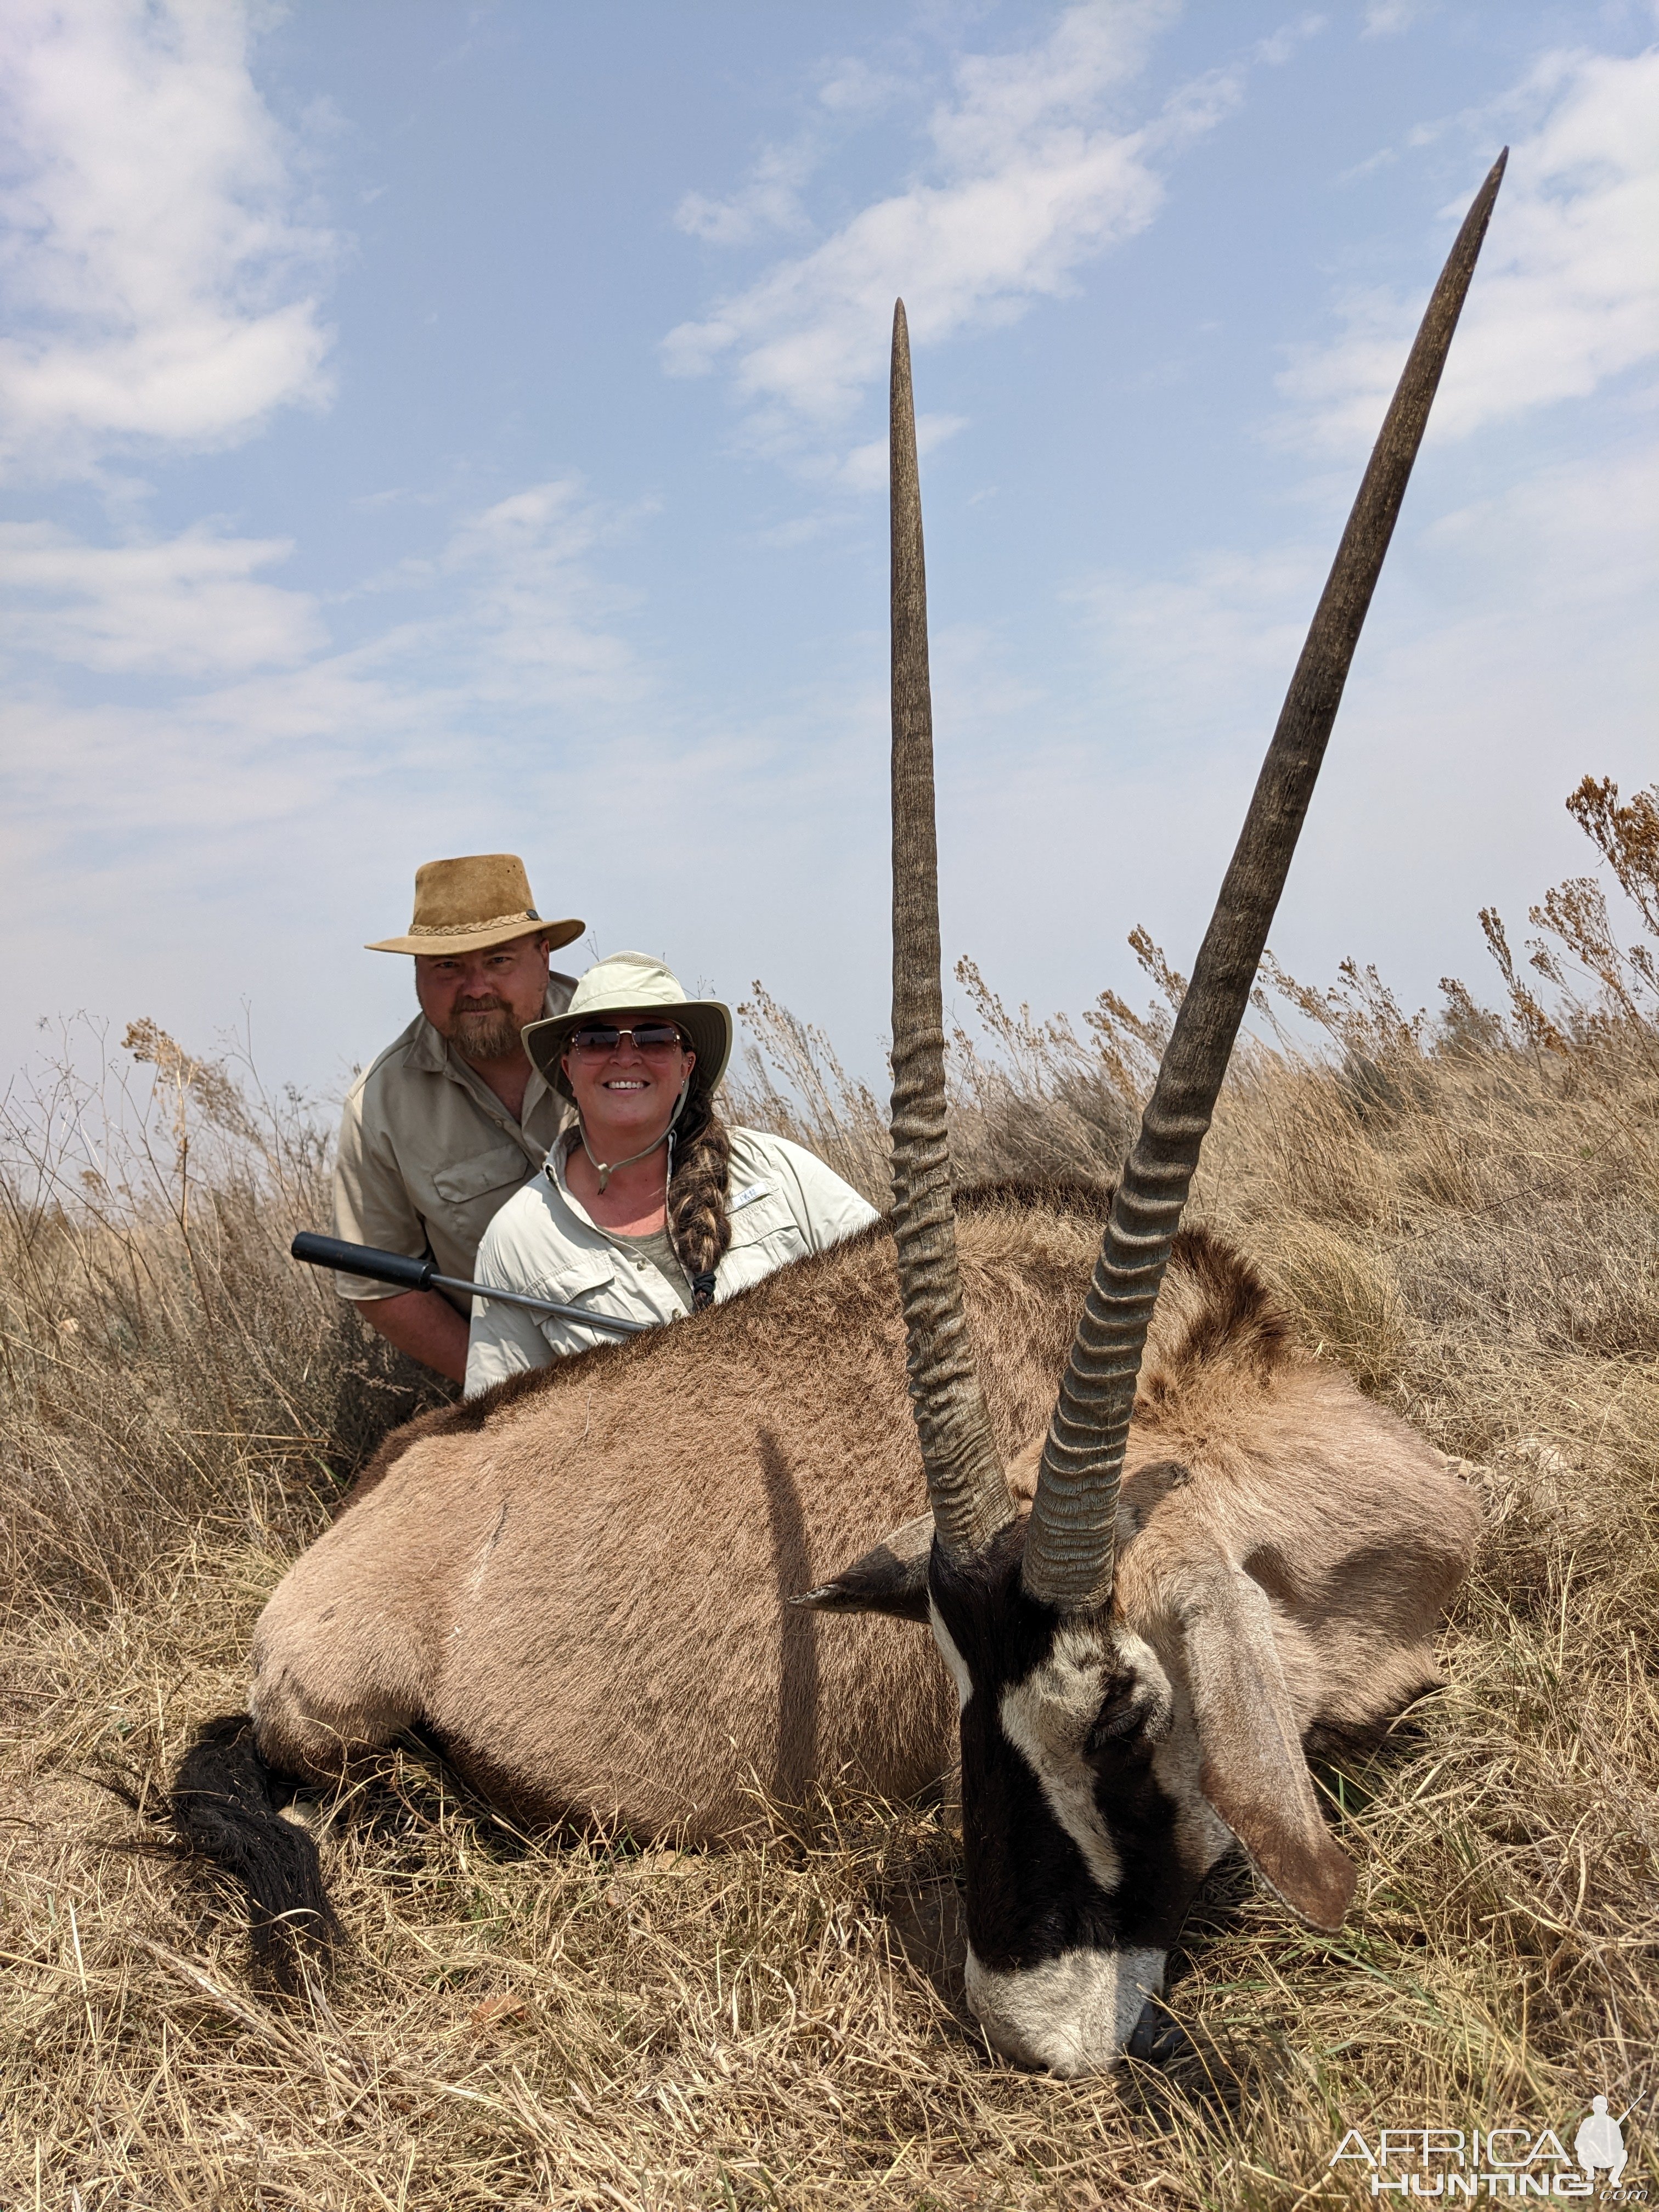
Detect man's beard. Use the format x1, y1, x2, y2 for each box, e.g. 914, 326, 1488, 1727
449, 1002, 521, 1062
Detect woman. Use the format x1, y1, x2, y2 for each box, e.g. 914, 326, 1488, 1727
464, 951, 878, 1393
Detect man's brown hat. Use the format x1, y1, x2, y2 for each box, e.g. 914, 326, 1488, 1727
367, 854, 584, 957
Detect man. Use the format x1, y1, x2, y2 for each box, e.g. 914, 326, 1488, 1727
333, 853, 584, 1384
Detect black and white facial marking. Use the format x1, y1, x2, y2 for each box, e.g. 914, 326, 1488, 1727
798, 1504, 1357, 2072
926, 1521, 1229, 2078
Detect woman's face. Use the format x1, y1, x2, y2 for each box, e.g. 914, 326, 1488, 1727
561, 1008, 695, 1146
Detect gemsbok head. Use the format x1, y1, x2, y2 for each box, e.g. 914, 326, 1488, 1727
798, 153, 1506, 2076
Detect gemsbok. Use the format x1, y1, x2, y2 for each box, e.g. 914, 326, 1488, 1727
173, 154, 1504, 2074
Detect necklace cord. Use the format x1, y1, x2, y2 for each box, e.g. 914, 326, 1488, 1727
569, 1083, 713, 1307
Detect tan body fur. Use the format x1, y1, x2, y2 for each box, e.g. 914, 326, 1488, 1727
250, 1187, 1477, 1841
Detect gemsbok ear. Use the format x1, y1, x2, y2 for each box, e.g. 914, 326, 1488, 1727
1177, 1564, 1358, 1933
789, 1513, 935, 1622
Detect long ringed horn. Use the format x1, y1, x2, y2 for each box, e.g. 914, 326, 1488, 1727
1022, 150, 1509, 1614
889, 299, 1015, 1562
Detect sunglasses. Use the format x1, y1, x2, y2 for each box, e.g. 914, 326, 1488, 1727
566, 1022, 689, 1057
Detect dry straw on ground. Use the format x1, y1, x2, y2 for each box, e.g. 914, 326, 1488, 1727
3, 777, 1656, 2209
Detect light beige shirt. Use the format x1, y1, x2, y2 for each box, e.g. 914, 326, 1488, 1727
332, 977, 575, 1309
464, 1126, 880, 1394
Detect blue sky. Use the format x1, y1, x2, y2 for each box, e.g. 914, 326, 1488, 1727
1, 1, 1654, 1099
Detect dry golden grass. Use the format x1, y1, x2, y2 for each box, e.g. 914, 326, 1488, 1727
4, 789, 1658, 2207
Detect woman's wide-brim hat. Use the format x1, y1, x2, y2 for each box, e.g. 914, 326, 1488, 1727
523, 951, 732, 1102
368, 853, 584, 957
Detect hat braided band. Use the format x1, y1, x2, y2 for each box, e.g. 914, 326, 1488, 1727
407, 909, 541, 937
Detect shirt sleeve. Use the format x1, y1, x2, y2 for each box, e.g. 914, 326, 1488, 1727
761, 1136, 882, 1251
332, 1077, 427, 1302
464, 1291, 554, 1395
464, 1209, 558, 1394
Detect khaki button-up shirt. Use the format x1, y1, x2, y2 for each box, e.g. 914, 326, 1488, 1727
332, 977, 575, 1310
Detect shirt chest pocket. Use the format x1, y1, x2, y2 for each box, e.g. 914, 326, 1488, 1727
504, 1247, 631, 1350
543, 1249, 618, 1306
724, 1186, 807, 1265
431, 1143, 534, 1207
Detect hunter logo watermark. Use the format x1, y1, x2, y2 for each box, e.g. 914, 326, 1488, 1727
1328, 2097, 1644, 2198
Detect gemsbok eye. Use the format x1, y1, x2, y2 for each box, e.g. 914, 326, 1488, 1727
1086, 1680, 1152, 1754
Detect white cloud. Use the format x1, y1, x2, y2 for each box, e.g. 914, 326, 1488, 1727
0, 476, 646, 862
675, 140, 817, 247
673, 51, 913, 255
1362, 1, 1432, 36
0, 470, 634, 704
0, 522, 324, 676
816, 57, 904, 117
1282, 40, 1659, 450
0, 0, 334, 477
661, 0, 1238, 432
0, 468, 776, 1103
1070, 542, 1325, 738
437, 479, 647, 708
1075, 432, 1658, 757
1055, 430, 1658, 1013
1255, 14, 1328, 69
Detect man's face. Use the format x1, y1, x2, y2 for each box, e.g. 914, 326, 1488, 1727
414, 933, 552, 1065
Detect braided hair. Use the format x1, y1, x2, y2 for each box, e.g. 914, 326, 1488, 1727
666, 1077, 733, 1308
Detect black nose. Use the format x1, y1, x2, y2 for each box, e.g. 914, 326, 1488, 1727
1127, 1996, 1193, 2066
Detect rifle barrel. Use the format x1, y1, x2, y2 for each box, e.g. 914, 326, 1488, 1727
290, 1232, 649, 1339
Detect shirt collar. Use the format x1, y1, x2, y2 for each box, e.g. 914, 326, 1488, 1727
402, 985, 565, 1120
546, 1133, 599, 1230
404, 1015, 449, 1074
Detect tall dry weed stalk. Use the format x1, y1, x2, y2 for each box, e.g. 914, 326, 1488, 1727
0, 1019, 445, 1607
2, 780, 1656, 2206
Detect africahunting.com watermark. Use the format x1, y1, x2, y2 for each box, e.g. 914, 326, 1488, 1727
1329, 2097, 1645, 2198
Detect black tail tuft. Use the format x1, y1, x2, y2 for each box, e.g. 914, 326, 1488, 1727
171, 1714, 340, 1977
